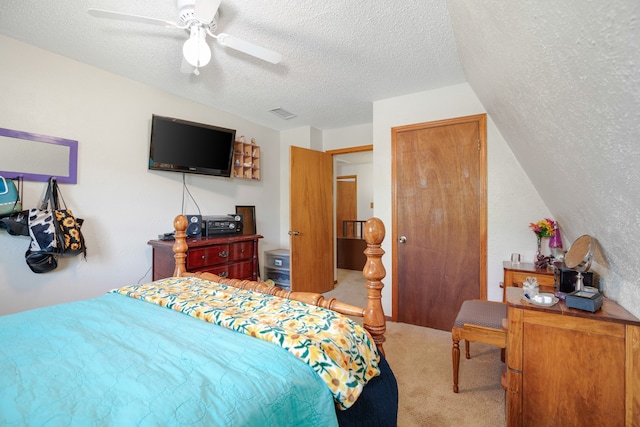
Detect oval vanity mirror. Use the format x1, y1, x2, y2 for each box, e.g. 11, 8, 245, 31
565, 235, 596, 291
565, 235, 594, 272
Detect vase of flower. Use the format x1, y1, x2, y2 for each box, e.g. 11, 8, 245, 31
529, 218, 556, 268
536, 235, 543, 259
548, 222, 564, 261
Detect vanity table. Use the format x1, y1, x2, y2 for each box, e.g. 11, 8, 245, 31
502, 261, 555, 302
505, 287, 640, 426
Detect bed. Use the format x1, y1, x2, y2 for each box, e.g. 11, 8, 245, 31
0, 215, 397, 426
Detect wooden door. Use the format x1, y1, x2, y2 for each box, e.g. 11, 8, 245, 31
336, 176, 357, 237
392, 114, 487, 330
289, 146, 334, 293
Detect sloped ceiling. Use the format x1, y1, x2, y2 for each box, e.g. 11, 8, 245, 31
447, 0, 640, 303
0, 1, 638, 304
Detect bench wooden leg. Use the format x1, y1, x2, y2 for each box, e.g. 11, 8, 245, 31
452, 338, 460, 393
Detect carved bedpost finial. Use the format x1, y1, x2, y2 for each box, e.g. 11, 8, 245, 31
363, 217, 387, 355
173, 215, 188, 277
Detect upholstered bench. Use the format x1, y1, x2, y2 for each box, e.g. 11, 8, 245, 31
451, 299, 507, 393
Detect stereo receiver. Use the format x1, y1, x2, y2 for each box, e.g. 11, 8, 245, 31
202, 214, 243, 237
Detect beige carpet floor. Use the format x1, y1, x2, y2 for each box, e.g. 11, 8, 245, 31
324, 269, 506, 427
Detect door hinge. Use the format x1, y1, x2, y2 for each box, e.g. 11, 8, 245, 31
477, 139, 481, 151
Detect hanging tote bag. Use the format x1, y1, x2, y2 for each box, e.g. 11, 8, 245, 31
28, 179, 58, 253
0, 176, 22, 217
49, 178, 86, 258
26, 180, 59, 273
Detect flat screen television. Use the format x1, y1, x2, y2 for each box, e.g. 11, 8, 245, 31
149, 115, 236, 178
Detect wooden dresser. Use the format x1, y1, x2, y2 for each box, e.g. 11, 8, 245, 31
503, 261, 555, 301
505, 287, 640, 426
148, 234, 262, 281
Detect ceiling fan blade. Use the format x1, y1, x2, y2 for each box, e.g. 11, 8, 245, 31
88, 8, 182, 28
194, 0, 221, 23
215, 33, 282, 64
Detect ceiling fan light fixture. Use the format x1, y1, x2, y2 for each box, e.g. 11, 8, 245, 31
183, 26, 211, 67
88, 1, 282, 72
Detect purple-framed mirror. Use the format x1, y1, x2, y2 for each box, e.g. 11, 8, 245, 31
0, 127, 78, 184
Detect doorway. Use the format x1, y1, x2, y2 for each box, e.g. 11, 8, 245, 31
392, 114, 487, 330
329, 146, 373, 272
336, 175, 357, 238
289, 146, 372, 293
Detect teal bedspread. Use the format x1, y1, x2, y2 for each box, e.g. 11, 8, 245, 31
0, 293, 338, 426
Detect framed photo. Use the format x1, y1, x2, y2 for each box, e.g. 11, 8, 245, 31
235, 205, 256, 235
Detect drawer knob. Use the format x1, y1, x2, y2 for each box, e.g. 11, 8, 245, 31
220, 271, 229, 278
219, 251, 229, 258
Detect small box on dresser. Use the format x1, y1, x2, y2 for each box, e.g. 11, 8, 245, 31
264, 249, 290, 291
565, 290, 604, 312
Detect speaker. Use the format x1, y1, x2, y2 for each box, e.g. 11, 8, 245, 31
231, 213, 243, 234
185, 214, 202, 237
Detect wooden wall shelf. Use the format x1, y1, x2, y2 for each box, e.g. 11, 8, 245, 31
233, 139, 260, 181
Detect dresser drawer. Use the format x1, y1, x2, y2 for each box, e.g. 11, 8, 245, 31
510, 271, 555, 288
187, 244, 230, 269
229, 241, 254, 262
502, 262, 556, 301
201, 260, 254, 280
230, 260, 255, 280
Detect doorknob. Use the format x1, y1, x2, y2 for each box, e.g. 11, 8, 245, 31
399, 235, 407, 243
288, 231, 300, 236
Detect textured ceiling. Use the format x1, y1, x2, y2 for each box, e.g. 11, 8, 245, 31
0, 0, 466, 131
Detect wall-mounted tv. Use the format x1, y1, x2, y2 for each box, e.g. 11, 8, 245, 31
149, 115, 236, 178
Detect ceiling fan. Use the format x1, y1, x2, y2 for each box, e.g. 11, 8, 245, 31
88, 0, 282, 75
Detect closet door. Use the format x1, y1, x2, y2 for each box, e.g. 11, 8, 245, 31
392, 114, 487, 330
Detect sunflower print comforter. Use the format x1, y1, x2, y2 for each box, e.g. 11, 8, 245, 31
112, 276, 380, 409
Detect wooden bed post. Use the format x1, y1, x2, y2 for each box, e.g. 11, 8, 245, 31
173, 215, 188, 277
363, 217, 387, 355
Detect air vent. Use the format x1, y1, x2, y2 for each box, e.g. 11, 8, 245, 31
268, 107, 297, 120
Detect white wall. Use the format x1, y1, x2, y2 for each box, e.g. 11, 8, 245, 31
0, 35, 565, 320
372, 83, 552, 316
0, 36, 281, 315
323, 124, 373, 151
